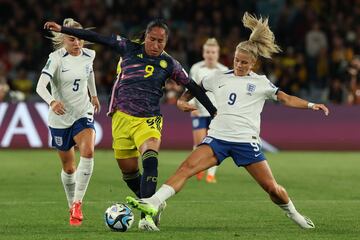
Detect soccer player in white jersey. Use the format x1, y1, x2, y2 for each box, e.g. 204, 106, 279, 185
189, 38, 228, 183
36, 18, 100, 226
126, 12, 329, 230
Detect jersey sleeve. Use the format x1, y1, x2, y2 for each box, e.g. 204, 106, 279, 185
264, 77, 279, 100
170, 59, 190, 85
61, 27, 128, 55
41, 52, 60, 79
201, 74, 215, 92
86, 49, 97, 97
189, 64, 198, 81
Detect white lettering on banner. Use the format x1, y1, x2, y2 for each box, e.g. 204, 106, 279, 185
94, 121, 103, 146
34, 102, 52, 147
0, 103, 8, 127
1, 103, 42, 147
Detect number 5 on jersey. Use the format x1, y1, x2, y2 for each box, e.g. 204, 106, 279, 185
73, 79, 80, 91
144, 65, 154, 78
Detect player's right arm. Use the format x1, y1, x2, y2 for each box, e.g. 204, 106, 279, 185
36, 52, 66, 115
44, 22, 124, 53
176, 89, 197, 112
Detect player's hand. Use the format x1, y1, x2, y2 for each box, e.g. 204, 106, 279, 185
311, 103, 329, 116
50, 100, 66, 115
177, 99, 197, 112
190, 110, 200, 117
91, 96, 101, 114
44, 22, 61, 32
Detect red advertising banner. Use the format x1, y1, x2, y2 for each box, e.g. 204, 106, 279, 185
0, 102, 359, 150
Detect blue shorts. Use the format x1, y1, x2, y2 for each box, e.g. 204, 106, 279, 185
49, 117, 95, 151
200, 136, 266, 167
191, 116, 212, 130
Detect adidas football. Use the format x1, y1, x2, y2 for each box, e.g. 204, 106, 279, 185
104, 203, 134, 232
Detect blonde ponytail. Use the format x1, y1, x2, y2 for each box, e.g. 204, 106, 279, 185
48, 18, 83, 50
236, 12, 281, 59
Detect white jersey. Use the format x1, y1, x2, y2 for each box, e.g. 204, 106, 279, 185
189, 61, 228, 116
42, 48, 95, 128
202, 70, 279, 143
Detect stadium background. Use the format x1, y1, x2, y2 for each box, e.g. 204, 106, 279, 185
0, 0, 359, 150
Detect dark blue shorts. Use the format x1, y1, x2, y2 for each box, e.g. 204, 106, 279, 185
49, 117, 95, 151
200, 136, 266, 167
191, 116, 212, 130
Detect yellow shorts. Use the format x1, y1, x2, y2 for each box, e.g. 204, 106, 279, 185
112, 111, 163, 159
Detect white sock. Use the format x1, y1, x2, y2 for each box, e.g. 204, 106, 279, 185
74, 157, 94, 203
207, 166, 217, 176
147, 184, 175, 208
278, 199, 299, 215
61, 170, 75, 208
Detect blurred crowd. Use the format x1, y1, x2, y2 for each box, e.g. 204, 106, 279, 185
0, 0, 359, 104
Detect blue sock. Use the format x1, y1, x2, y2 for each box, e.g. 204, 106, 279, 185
122, 170, 141, 198
140, 150, 158, 198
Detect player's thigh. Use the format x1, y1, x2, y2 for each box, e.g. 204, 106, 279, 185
192, 128, 208, 146
134, 116, 163, 152
73, 128, 95, 156
244, 160, 278, 191
57, 148, 76, 172
112, 112, 140, 159
177, 145, 217, 175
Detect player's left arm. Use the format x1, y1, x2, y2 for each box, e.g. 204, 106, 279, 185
87, 70, 100, 114
277, 90, 329, 116
171, 60, 217, 117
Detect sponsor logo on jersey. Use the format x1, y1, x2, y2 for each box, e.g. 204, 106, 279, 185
160, 60, 167, 68
61, 69, 70, 72
246, 83, 256, 96
137, 54, 143, 58
54, 136, 63, 146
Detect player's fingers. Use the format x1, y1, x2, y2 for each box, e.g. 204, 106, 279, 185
322, 106, 329, 116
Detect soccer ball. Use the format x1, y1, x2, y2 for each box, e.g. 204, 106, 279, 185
104, 203, 134, 232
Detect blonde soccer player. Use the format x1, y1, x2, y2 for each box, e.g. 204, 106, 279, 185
36, 18, 100, 226
189, 38, 228, 183
126, 12, 329, 230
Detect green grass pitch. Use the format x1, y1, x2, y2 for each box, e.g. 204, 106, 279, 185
0, 150, 359, 240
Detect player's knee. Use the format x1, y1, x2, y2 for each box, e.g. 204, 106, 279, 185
81, 151, 94, 158
80, 146, 94, 158
63, 167, 75, 174
264, 182, 280, 196
177, 162, 194, 177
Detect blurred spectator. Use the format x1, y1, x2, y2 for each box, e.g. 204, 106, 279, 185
0, 82, 9, 102
328, 77, 347, 104
347, 55, 360, 104
305, 21, 328, 87
0, 0, 359, 104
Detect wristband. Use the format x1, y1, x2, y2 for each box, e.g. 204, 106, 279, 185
307, 102, 315, 109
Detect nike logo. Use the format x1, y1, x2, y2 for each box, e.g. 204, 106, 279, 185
62, 69, 70, 72
218, 85, 225, 88
255, 153, 262, 157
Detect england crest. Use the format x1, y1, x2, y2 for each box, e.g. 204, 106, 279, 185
54, 136, 63, 146
247, 83, 256, 95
